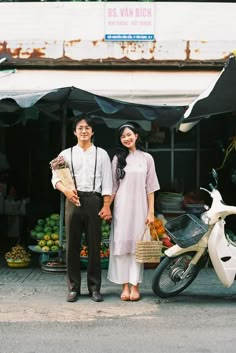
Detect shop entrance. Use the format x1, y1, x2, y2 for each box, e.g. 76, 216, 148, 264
0, 112, 235, 253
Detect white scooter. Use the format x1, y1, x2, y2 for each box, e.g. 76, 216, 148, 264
152, 169, 236, 298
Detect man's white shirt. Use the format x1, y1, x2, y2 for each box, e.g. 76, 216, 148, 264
51, 144, 112, 196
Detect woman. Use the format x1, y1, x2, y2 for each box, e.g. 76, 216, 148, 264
108, 123, 160, 301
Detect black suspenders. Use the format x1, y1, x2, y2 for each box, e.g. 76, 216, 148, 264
71, 146, 98, 193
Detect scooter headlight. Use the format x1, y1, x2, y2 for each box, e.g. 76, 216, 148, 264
201, 212, 210, 224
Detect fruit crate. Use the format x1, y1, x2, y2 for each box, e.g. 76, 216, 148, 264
80, 256, 109, 270
80, 221, 110, 269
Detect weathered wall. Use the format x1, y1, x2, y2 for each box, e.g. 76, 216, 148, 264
0, 2, 235, 67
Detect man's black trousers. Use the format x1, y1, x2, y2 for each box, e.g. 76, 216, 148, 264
65, 193, 103, 294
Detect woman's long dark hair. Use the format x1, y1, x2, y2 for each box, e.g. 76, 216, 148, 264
115, 122, 143, 181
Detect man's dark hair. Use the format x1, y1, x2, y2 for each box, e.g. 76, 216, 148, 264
72, 114, 95, 132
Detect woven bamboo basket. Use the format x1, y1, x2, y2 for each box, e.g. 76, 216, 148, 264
136, 226, 162, 263
136, 239, 162, 263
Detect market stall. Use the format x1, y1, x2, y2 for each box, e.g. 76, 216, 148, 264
0, 70, 189, 270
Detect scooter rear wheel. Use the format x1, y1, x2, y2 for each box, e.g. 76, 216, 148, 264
152, 252, 202, 298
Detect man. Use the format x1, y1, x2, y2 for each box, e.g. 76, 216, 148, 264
51, 115, 112, 302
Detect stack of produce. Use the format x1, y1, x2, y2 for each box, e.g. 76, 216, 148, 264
30, 213, 64, 252
101, 219, 111, 240
5, 245, 31, 268
149, 216, 174, 253
80, 242, 110, 259
80, 220, 111, 258
80, 220, 111, 268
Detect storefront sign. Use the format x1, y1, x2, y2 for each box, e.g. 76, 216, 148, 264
104, 3, 155, 41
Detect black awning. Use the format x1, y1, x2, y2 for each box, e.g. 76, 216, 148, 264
179, 55, 236, 131
0, 84, 187, 130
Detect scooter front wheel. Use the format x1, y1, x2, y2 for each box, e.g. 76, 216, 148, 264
152, 252, 202, 298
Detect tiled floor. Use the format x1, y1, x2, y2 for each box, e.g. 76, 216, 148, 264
0, 252, 67, 284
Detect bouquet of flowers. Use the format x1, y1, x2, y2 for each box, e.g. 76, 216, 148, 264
50, 155, 80, 206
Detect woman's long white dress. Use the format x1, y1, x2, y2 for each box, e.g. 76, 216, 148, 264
107, 150, 160, 285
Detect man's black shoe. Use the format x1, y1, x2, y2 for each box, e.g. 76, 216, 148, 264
66, 291, 80, 302
89, 291, 103, 302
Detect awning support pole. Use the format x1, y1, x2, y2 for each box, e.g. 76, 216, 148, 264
171, 127, 174, 184
196, 124, 200, 190
59, 104, 67, 253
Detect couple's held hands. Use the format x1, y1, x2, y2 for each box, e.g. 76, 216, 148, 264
99, 196, 112, 221
98, 204, 112, 221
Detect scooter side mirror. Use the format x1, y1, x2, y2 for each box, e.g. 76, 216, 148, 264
212, 168, 218, 187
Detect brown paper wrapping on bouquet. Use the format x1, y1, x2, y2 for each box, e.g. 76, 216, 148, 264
54, 168, 80, 206
54, 168, 74, 189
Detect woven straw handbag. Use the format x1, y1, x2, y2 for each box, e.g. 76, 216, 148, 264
135, 226, 162, 264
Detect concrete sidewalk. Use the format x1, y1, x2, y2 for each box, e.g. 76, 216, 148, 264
0, 256, 236, 322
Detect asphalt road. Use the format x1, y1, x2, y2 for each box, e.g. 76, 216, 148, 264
0, 296, 236, 353
0, 265, 236, 353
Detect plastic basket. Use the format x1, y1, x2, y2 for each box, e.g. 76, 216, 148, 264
80, 257, 109, 270
165, 214, 208, 248
6, 259, 31, 268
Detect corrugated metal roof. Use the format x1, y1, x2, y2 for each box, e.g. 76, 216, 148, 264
0, 39, 234, 68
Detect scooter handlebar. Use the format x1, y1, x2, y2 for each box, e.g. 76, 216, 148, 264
200, 187, 211, 195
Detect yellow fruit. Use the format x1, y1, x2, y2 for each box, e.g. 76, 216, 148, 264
46, 240, 54, 247
42, 246, 50, 252
38, 240, 46, 247
44, 234, 51, 241
51, 233, 59, 240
